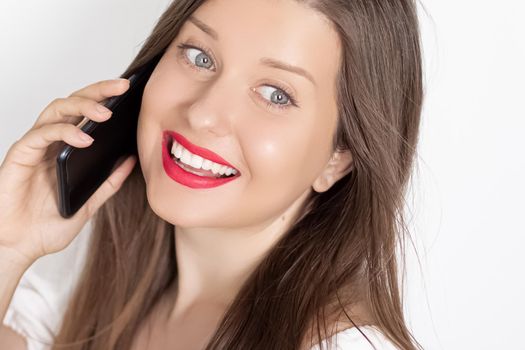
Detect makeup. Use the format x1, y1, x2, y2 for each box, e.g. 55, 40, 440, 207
161, 130, 241, 189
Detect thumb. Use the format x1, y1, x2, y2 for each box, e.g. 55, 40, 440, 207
80, 155, 137, 218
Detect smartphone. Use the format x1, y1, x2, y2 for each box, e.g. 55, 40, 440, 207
56, 52, 163, 218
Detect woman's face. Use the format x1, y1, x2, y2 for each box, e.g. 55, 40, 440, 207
137, 0, 342, 228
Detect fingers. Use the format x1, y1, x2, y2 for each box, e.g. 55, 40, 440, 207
3, 123, 95, 169
33, 78, 130, 128
80, 155, 137, 219
32, 96, 113, 129
69, 78, 130, 102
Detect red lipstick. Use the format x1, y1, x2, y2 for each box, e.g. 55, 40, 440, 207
166, 130, 238, 170
161, 130, 241, 189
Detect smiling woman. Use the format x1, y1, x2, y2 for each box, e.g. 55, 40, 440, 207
1, 0, 424, 349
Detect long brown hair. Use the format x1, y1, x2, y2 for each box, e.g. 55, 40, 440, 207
52, 0, 424, 349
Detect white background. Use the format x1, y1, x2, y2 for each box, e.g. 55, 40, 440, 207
1, 1, 524, 349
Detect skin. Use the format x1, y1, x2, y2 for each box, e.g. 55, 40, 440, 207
134, 0, 354, 348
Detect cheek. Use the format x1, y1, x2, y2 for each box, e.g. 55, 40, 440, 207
136, 104, 150, 180
136, 79, 162, 180
137, 63, 193, 175
232, 116, 329, 223
241, 117, 325, 189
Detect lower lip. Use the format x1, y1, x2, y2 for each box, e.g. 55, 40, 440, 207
161, 135, 240, 189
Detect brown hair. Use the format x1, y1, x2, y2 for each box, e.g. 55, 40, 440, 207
52, 0, 424, 349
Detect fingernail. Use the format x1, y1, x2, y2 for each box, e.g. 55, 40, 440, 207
96, 104, 112, 115
78, 131, 94, 143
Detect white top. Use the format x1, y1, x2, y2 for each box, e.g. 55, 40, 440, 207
2, 224, 398, 350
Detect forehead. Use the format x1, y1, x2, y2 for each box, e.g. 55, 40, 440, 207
177, 0, 341, 88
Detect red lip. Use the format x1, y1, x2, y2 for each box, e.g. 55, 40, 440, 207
163, 130, 237, 170
161, 130, 241, 189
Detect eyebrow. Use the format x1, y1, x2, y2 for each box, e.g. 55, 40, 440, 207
187, 16, 317, 86
188, 16, 219, 41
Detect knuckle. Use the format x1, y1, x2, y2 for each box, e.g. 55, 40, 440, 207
89, 98, 102, 109
40, 98, 62, 117
68, 87, 83, 98
49, 98, 65, 117
71, 96, 93, 116
84, 198, 95, 218
7, 139, 21, 154
107, 178, 118, 191
34, 125, 51, 142
97, 80, 108, 89
64, 123, 78, 134
23, 127, 38, 139
66, 95, 83, 106
51, 97, 66, 106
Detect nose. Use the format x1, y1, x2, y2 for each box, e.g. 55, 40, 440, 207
186, 75, 238, 137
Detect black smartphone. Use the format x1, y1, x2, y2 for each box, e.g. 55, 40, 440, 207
56, 52, 163, 218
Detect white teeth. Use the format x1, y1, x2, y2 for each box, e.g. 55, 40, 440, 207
180, 148, 192, 165
201, 159, 213, 171
170, 140, 238, 176
190, 154, 204, 169
173, 143, 183, 159
219, 165, 228, 175
211, 162, 221, 175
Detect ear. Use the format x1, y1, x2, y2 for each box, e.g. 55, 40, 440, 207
312, 149, 354, 193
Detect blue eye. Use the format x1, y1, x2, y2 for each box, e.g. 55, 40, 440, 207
176, 42, 299, 111
255, 85, 298, 111
177, 43, 215, 71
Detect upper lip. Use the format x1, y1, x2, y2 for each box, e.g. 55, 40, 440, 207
164, 130, 239, 172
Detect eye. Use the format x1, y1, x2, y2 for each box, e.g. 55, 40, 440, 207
176, 41, 300, 111
176, 42, 216, 71
255, 84, 299, 111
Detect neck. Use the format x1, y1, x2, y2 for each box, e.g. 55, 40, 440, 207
168, 188, 311, 321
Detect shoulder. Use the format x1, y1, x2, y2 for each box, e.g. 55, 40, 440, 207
2, 223, 91, 350
310, 325, 400, 350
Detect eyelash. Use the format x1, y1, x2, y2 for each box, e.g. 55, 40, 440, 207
176, 42, 300, 111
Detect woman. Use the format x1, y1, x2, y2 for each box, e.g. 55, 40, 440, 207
0, 0, 424, 349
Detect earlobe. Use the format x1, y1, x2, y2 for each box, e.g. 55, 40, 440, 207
312, 150, 353, 193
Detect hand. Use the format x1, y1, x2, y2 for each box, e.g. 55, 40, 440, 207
0, 78, 137, 270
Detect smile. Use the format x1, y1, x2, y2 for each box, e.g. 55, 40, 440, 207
161, 130, 241, 189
